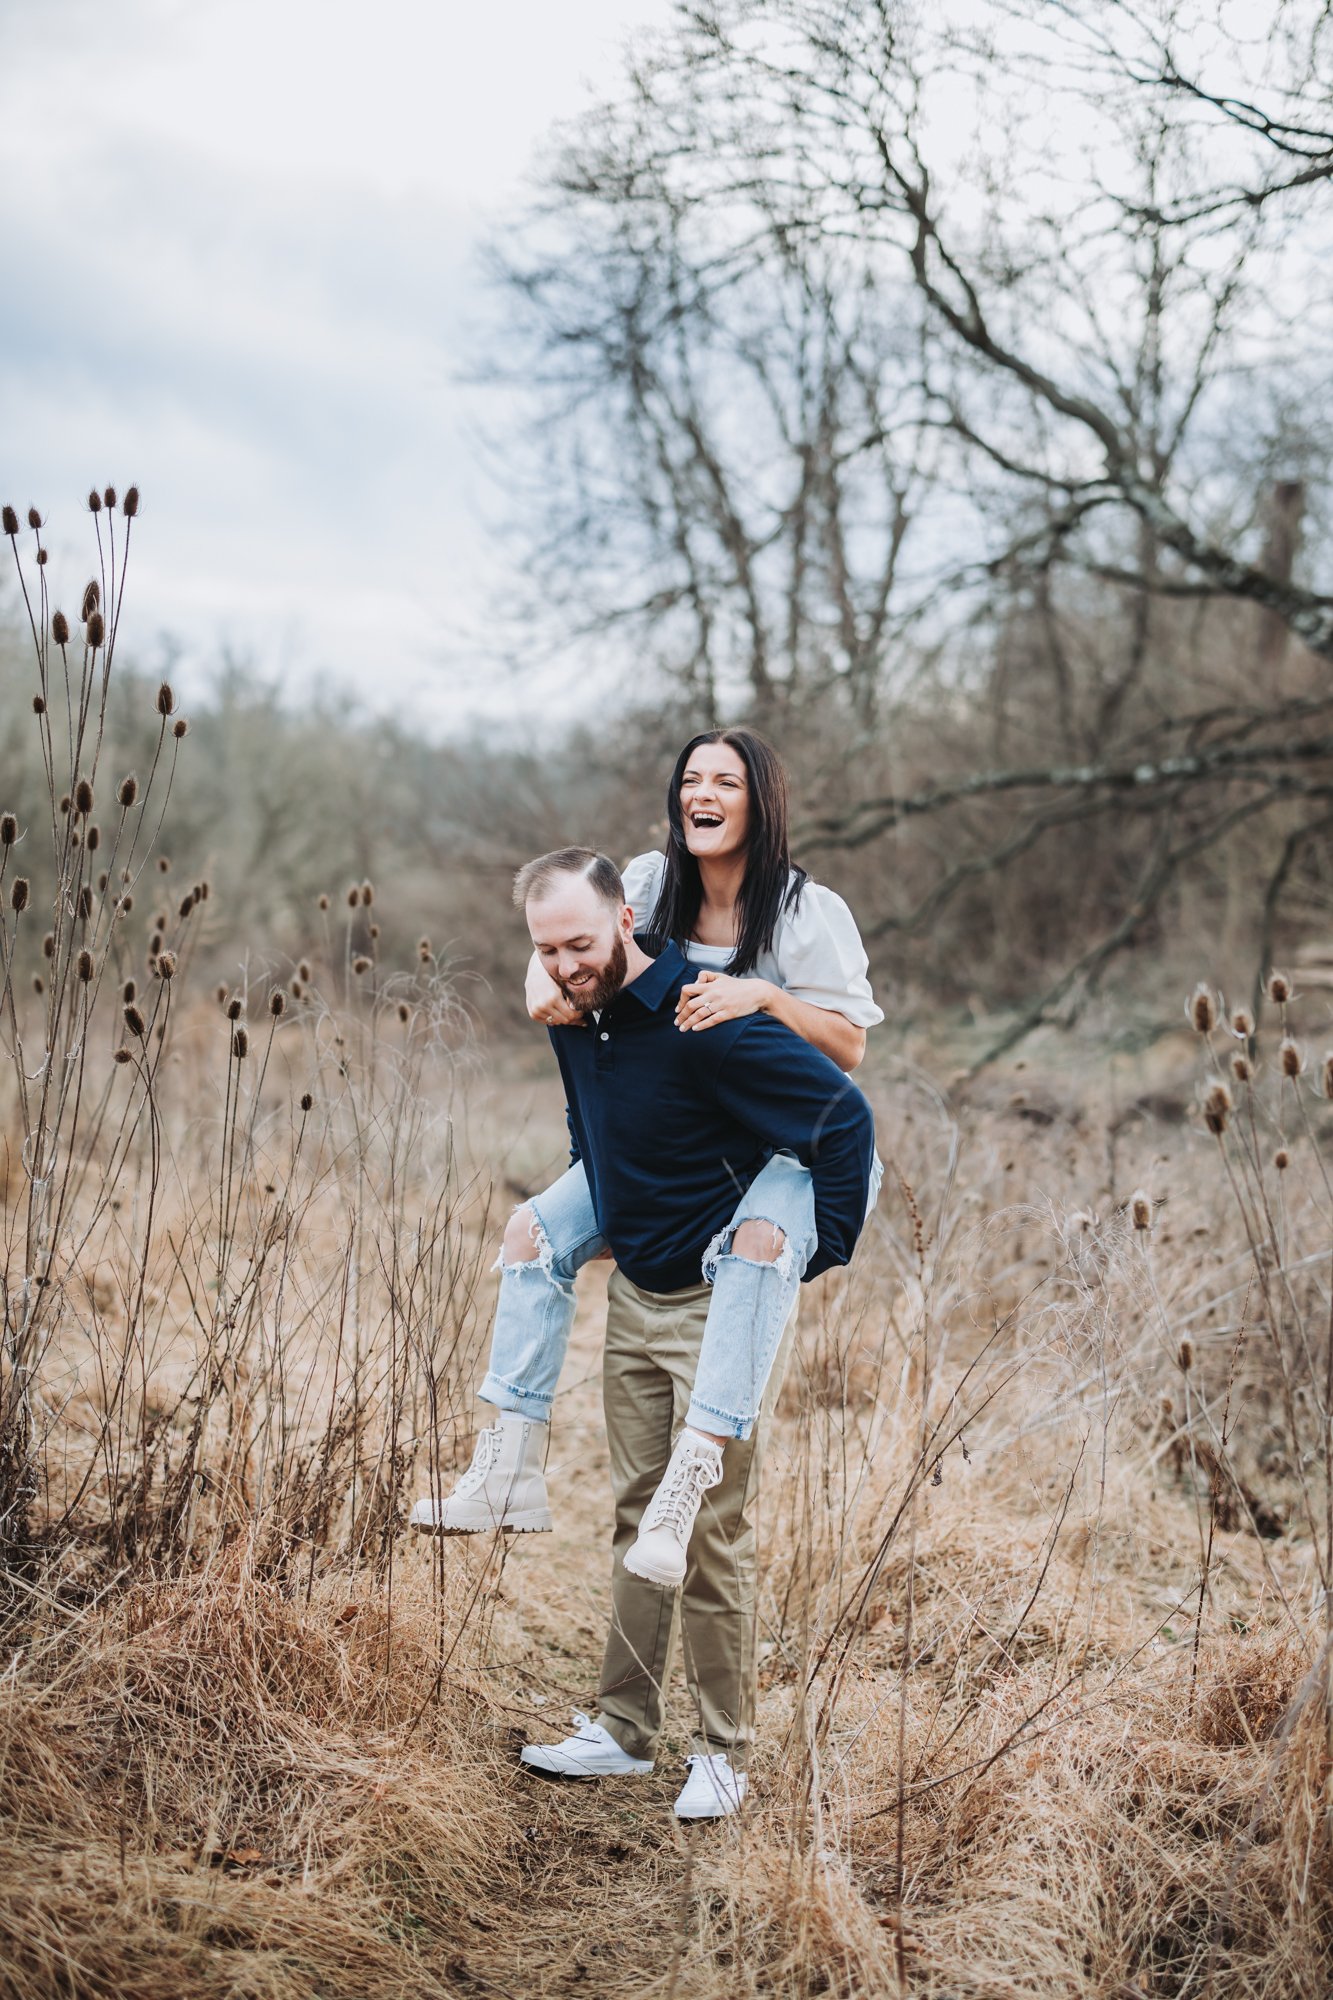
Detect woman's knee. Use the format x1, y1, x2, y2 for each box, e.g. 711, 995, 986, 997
502, 1204, 544, 1266
731, 1218, 787, 1263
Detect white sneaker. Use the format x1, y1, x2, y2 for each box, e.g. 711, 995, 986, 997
409, 1415, 552, 1534
674, 1752, 748, 1820
623, 1430, 724, 1587
520, 1711, 654, 1780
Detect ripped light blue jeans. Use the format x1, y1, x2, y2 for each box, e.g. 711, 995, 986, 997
479, 1151, 825, 1441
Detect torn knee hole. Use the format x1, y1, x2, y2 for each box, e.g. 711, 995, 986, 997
731, 1219, 787, 1263
498, 1204, 554, 1273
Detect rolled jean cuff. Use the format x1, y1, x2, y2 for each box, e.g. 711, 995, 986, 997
683, 1393, 752, 1443
478, 1371, 554, 1420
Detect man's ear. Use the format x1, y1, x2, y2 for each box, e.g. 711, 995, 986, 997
619, 901, 635, 939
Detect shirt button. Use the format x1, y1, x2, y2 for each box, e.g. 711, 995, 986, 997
599, 1031, 610, 1042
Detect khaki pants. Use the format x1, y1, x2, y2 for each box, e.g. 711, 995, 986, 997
596, 1270, 795, 1770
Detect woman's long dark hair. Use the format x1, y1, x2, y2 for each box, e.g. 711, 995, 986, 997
643, 728, 807, 975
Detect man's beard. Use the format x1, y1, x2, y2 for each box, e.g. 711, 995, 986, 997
561, 932, 628, 1015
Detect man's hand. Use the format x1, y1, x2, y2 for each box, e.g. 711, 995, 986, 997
525, 951, 584, 1027
675, 969, 774, 1032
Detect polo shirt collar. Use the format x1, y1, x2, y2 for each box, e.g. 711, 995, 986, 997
616, 937, 684, 1014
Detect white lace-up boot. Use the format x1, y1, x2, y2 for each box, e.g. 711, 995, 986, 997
408, 1413, 552, 1533
520, 1711, 654, 1779
623, 1430, 724, 1587
674, 1752, 748, 1820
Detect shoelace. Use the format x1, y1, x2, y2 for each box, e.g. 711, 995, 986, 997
644, 1448, 719, 1538
454, 1424, 503, 1497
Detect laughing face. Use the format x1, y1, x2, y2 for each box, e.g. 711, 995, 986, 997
526, 877, 632, 1015
678, 742, 750, 862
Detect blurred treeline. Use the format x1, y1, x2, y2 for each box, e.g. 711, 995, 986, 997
2, 588, 1326, 1047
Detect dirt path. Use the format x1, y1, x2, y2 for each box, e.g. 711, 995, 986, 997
443, 1265, 720, 2000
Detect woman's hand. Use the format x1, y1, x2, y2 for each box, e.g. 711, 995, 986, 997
675, 969, 775, 1032
525, 951, 583, 1027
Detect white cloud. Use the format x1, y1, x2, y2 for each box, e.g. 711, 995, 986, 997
0, 0, 678, 730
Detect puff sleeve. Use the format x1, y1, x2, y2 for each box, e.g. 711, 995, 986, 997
621, 849, 667, 929
772, 884, 884, 1028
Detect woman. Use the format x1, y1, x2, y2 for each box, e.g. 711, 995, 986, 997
411, 727, 882, 1578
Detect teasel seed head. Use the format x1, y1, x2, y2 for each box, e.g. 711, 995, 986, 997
226, 997, 242, 1021
262, 989, 284, 1021
97, 871, 108, 891
124, 980, 137, 1003
1, 506, 18, 536
70, 828, 82, 850
51, 609, 69, 647
78, 886, 93, 920
232, 1027, 249, 1060
102, 486, 116, 510
1268, 970, 1292, 1005
369, 922, 380, 940
76, 948, 93, 982
148, 931, 163, 957
318, 893, 330, 912
1177, 1339, 1194, 1372
10, 878, 29, 913
1188, 983, 1217, 1035
42, 933, 54, 959
299, 1091, 313, 1112
0, 814, 16, 846
87, 824, 100, 852
353, 954, 371, 975
291, 978, 303, 1000
298, 960, 311, 982
1275, 1148, 1291, 1171
58, 794, 69, 815
347, 885, 360, 907
157, 950, 176, 979
25, 506, 42, 532
213, 983, 226, 1005
74, 777, 93, 816
1280, 1037, 1304, 1079
33, 695, 46, 715
116, 893, 133, 915
173, 717, 188, 739
199, 880, 209, 900
156, 682, 174, 716
397, 1001, 410, 1024
1231, 1008, 1254, 1039
32, 975, 42, 994
123, 486, 139, 518
361, 880, 374, 906
117, 774, 138, 808
124, 1003, 146, 1038
86, 612, 104, 650
1233, 1046, 1253, 1080
1203, 1080, 1232, 1136
87, 489, 101, 514
1130, 1190, 1152, 1232
81, 580, 99, 619
177, 893, 194, 920
113, 1046, 131, 1065
36, 547, 47, 567
156, 855, 170, 872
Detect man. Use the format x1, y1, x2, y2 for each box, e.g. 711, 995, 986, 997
490, 847, 876, 1821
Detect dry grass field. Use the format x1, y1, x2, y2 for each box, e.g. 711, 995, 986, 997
2, 510, 1332, 1997
3, 999, 1332, 2000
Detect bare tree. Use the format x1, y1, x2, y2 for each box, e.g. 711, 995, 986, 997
493, 0, 1333, 1052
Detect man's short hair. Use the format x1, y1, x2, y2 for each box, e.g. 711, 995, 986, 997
512, 847, 626, 912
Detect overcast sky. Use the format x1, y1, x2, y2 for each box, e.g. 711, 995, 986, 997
0, 0, 677, 731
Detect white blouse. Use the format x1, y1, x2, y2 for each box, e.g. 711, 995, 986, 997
620, 850, 884, 1030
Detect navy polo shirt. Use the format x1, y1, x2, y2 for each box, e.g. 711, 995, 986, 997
549, 939, 876, 1296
